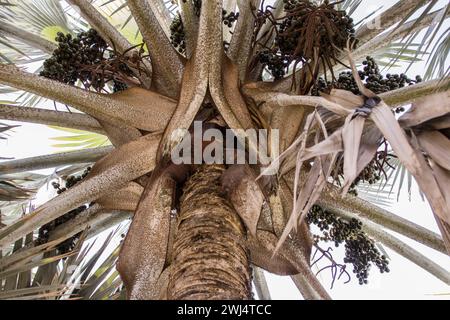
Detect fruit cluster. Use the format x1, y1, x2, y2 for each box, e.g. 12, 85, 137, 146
35, 167, 92, 254
40, 29, 107, 90
278, 0, 357, 60
312, 56, 422, 96
256, 0, 357, 81
307, 205, 390, 285
41, 29, 131, 92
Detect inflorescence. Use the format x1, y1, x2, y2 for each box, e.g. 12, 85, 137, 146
40, 29, 149, 93
307, 205, 389, 285
255, 0, 357, 88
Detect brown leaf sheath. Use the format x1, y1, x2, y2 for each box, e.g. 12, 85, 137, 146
118, 174, 175, 299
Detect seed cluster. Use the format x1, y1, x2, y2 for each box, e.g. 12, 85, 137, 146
256, 0, 357, 81
40, 29, 131, 92
307, 205, 389, 285
170, 2, 239, 55
40, 30, 107, 90
278, 0, 357, 59
35, 168, 92, 254
312, 56, 422, 96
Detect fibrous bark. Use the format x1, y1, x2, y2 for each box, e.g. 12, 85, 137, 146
167, 165, 252, 300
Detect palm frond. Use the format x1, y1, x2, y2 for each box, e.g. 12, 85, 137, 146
0, 121, 18, 140
49, 127, 110, 151
385, 2, 450, 79
0, 0, 448, 300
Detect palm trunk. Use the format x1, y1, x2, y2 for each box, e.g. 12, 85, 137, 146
167, 165, 252, 300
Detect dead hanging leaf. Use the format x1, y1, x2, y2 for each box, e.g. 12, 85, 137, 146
279, 176, 314, 260
276, 153, 337, 254
417, 131, 450, 171
335, 48, 379, 195
398, 91, 450, 128
341, 116, 367, 195
222, 165, 264, 236
371, 103, 450, 225
354, 126, 383, 174
117, 173, 175, 300
0, 133, 161, 249
257, 48, 449, 258
96, 182, 144, 212
345, 48, 450, 236
261, 114, 321, 251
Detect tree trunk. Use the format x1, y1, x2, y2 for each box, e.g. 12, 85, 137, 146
167, 164, 252, 300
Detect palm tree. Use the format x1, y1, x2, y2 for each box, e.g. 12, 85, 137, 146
0, 0, 449, 300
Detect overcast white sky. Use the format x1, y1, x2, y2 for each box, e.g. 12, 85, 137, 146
0, 0, 449, 300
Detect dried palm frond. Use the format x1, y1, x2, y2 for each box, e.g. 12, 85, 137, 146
256, 48, 450, 255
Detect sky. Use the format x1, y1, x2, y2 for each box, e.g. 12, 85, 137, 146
0, 0, 449, 300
